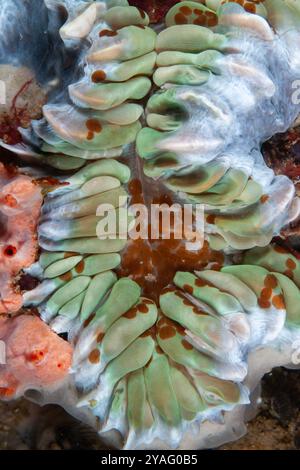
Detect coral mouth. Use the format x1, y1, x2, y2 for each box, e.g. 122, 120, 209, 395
117, 176, 223, 304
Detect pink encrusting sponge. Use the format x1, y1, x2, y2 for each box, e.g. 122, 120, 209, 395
0, 315, 73, 399
0, 162, 42, 313
0, 163, 73, 400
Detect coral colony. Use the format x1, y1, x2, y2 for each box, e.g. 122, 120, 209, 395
1, 0, 300, 450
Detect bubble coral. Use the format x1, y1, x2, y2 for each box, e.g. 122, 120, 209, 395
1, 0, 300, 451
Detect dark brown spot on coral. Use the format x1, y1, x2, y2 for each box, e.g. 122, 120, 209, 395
138, 303, 149, 313
260, 287, 273, 301
141, 329, 151, 338
86, 119, 102, 133
264, 274, 278, 289
206, 11, 217, 19
244, 2, 256, 13
59, 271, 73, 282
182, 339, 193, 350
286, 258, 297, 270
89, 349, 100, 364
274, 245, 288, 254
260, 194, 270, 204
195, 278, 208, 287
174, 290, 185, 299
212, 251, 224, 265
174, 323, 185, 335
97, 332, 105, 343
141, 326, 156, 339
207, 16, 218, 27
99, 29, 118, 37
83, 313, 95, 328
183, 283, 194, 295
272, 294, 285, 310
159, 325, 176, 340
91, 70, 107, 83
75, 260, 85, 274
64, 252, 77, 259
180, 5, 192, 15
211, 263, 221, 271
144, 357, 152, 368
258, 298, 271, 309
206, 214, 216, 225
193, 17, 206, 26
284, 269, 294, 280
123, 307, 138, 319
161, 287, 176, 295
157, 317, 166, 328
175, 12, 188, 24
183, 298, 192, 307
193, 306, 204, 315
